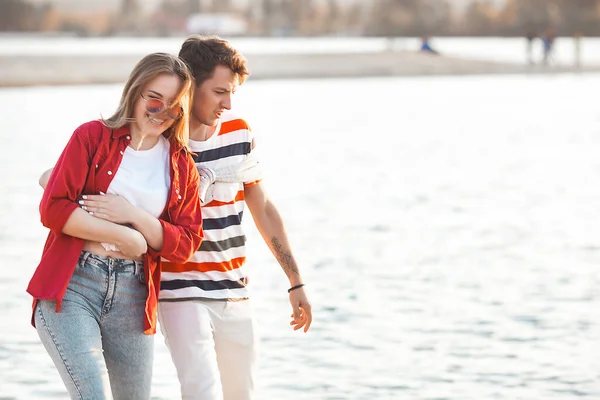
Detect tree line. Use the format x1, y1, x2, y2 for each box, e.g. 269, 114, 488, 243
1, 0, 599, 37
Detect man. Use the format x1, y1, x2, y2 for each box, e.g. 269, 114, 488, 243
526, 30, 536, 65
419, 36, 439, 55
542, 26, 556, 66
157, 35, 312, 400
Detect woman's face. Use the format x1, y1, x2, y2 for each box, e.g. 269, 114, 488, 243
132, 73, 183, 137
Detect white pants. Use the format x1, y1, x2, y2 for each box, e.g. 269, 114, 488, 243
158, 300, 258, 400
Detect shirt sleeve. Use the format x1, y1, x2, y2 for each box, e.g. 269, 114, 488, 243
243, 129, 262, 188
148, 153, 203, 263
39, 126, 94, 233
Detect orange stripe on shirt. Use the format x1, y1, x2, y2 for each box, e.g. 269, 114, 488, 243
162, 257, 246, 273
219, 119, 249, 135
243, 179, 261, 188
203, 190, 245, 208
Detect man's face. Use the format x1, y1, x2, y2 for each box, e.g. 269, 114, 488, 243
192, 65, 238, 126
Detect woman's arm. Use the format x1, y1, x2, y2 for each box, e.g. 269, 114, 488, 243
63, 207, 147, 258
147, 156, 203, 263
41, 165, 148, 256
40, 127, 93, 232
40, 123, 145, 255
78, 194, 164, 251
127, 208, 164, 251
79, 154, 203, 261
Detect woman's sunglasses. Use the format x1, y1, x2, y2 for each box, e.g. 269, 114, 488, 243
140, 93, 183, 120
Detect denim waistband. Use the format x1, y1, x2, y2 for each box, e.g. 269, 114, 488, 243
79, 251, 144, 274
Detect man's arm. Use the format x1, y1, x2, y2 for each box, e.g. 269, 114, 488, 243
245, 182, 312, 332
39, 168, 53, 189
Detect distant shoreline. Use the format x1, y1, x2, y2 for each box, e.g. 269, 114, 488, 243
2, 50, 600, 87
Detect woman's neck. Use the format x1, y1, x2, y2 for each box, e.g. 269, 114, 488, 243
129, 129, 161, 151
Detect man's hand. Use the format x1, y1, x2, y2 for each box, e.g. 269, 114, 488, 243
289, 287, 312, 333
39, 168, 53, 189
79, 194, 137, 225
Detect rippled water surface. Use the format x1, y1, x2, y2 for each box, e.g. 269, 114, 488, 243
1, 73, 600, 399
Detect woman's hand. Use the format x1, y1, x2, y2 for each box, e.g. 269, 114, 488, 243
116, 228, 148, 258
79, 193, 137, 225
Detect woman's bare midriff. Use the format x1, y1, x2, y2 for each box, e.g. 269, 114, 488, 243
82, 241, 144, 262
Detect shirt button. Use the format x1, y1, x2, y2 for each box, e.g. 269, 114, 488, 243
126, 135, 130, 140
120, 151, 124, 155
175, 189, 179, 194
95, 164, 99, 168
108, 171, 113, 175
178, 195, 182, 200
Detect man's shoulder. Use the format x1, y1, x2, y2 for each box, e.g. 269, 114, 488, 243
220, 111, 251, 131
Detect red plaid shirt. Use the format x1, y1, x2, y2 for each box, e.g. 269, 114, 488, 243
27, 120, 203, 334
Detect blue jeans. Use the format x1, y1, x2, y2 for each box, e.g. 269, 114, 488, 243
34, 251, 153, 400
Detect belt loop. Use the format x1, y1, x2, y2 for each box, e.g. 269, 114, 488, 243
79, 251, 91, 268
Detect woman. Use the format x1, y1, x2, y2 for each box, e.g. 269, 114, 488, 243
27, 52, 203, 399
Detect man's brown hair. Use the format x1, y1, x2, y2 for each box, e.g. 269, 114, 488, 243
178, 35, 249, 87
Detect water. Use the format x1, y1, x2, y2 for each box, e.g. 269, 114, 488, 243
1, 36, 600, 65
1, 73, 600, 399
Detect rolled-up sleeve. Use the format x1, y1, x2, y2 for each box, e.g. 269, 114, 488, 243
39, 128, 92, 233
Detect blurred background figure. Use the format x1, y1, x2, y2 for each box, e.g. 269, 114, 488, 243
525, 30, 536, 64
574, 31, 583, 68
541, 26, 556, 66
419, 35, 439, 55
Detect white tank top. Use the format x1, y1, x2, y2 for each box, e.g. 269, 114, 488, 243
101, 135, 171, 251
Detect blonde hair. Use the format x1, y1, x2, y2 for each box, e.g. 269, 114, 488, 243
103, 52, 193, 151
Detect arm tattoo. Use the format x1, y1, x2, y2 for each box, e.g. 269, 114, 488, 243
271, 237, 299, 276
